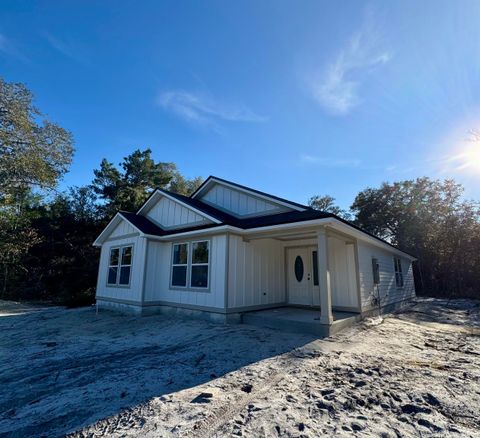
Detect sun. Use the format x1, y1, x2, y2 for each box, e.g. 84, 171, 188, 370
455, 142, 480, 173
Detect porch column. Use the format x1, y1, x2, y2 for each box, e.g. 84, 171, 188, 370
317, 227, 333, 324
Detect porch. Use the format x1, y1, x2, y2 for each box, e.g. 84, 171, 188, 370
233, 224, 362, 328
241, 306, 362, 337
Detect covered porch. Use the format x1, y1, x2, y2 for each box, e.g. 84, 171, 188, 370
240, 224, 362, 328
242, 306, 362, 337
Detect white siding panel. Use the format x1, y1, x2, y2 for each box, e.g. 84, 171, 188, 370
109, 220, 136, 238
227, 235, 285, 309
357, 241, 416, 310
328, 237, 359, 308
200, 184, 292, 218
96, 236, 146, 302
146, 196, 212, 230
143, 235, 226, 309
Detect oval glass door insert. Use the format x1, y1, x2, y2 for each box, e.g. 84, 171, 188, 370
294, 256, 304, 282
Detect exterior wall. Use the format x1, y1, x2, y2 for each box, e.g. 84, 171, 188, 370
96, 235, 147, 303
145, 196, 212, 230
143, 234, 227, 309
357, 240, 415, 311
227, 235, 286, 309
200, 183, 292, 218
328, 237, 359, 309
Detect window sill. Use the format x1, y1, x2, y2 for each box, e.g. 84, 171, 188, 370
170, 286, 211, 293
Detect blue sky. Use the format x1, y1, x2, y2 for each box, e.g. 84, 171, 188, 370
1, 0, 480, 209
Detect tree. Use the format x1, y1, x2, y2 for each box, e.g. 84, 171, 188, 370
308, 194, 350, 219
0, 77, 74, 196
92, 148, 202, 215
18, 186, 103, 305
0, 77, 74, 297
351, 178, 480, 297
169, 173, 203, 196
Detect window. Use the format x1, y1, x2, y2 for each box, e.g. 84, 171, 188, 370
394, 257, 403, 288
170, 240, 210, 289
312, 251, 319, 286
191, 241, 209, 288
172, 243, 188, 287
294, 255, 304, 282
107, 245, 133, 286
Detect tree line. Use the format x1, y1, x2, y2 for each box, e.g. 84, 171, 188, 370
1, 77, 478, 306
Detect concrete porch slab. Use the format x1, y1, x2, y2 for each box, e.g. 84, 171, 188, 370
241, 307, 362, 337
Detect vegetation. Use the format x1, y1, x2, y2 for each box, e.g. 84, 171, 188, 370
350, 179, 480, 298
0, 77, 478, 305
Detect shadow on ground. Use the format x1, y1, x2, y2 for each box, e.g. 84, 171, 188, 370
0, 301, 315, 438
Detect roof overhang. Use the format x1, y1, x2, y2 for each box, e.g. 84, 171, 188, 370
141, 217, 416, 260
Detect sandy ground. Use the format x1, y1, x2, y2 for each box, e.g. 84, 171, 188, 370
0, 299, 479, 438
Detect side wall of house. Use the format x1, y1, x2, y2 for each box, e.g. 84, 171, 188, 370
227, 235, 286, 309
356, 240, 415, 311
96, 234, 147, 303
143, 234, 227, 310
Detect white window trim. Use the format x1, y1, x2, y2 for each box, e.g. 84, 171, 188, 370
394, 256, 404, 289
107, 244, 133, 288
170, 239, 211, 292
170, 242, 189, 288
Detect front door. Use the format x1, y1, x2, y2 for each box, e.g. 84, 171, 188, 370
287, 247, 319, 306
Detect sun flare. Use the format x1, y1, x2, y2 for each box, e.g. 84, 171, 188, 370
452, 143, 480, 172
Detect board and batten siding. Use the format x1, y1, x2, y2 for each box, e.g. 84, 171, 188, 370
96, 235, 147, 302
227, 235, 286, 309
143, 235, 227, 309
357, 240, 415, 311
200, 184, 292, 218
145, 196, 212, 230
328, 236, 359, 309
109, 220, 136, 238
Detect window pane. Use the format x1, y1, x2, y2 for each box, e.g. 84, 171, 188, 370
110, 248, 119, 266
294, 256, 304, 282
108, 267, 118, 284
192, 241, 209, 264
312, 251, 319, 286
119, 266, 131, 285
396, 272, 404, 288
173, 244, 188, 264
121, 246, 132, 265
191, 265, 208, 288
172, 266, 187, 287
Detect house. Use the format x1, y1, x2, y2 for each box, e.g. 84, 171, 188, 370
93, 176, 416, 335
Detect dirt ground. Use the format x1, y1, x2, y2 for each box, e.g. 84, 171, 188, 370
0, 298, 479, 438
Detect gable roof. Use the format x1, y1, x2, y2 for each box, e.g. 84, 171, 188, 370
136, 188, 222, 224
94, 179, 415, 259
190, 175, 309, 212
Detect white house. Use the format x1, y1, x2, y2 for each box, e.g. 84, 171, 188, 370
93, 176, 416, 335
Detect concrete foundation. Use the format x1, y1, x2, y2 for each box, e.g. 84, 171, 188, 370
97, 297, 415, 335
96, 299, 242, 324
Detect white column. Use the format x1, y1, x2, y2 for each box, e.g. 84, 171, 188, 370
317, 228, 333, 324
